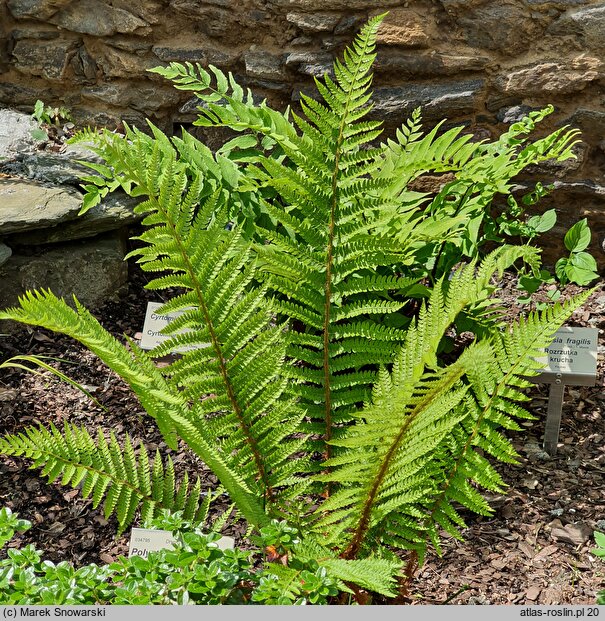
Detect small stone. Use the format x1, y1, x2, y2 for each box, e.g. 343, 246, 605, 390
12, 38, 78, 80
97, 46, 160, 79
496, 55, 602, 96
244, 48, 286, 81
270, 0, 406, 8
526, 586, 541, 601
285, 51, 333, 67
286, 12, 341, 32
82, 82, 180, 112
49, 0, 150, 37
0, 244, 12, 268
154, 43, 239, 68
7, 0, 71, 20
376, 9, 430, 47
455, 2, 541, 55
549, 4, 605, 48
370, 79, 484, 123
496, 105, 535, 124
375, 51, 489, 77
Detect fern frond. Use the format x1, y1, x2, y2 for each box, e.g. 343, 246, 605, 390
311, 253, 591, 559
0, 423, 206, 534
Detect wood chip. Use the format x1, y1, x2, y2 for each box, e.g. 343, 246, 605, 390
550, 523, 593, 546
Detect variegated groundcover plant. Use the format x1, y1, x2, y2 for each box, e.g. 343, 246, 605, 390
0, 15, 590, 600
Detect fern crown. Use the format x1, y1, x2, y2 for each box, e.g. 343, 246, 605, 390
0, 14, 589, 596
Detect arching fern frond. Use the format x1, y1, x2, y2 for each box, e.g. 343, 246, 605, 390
0, 290, 270, 529
311, 254, 591, 560
0, 423, 207, 534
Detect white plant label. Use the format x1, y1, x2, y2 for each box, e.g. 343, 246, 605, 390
139, 301, 205, 352
128, 527, 234, 559
540, 327, 598, 377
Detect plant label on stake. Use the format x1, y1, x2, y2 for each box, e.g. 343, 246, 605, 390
139, 302, 207, 352
129, 527, 234, 559
535, 327, 598, 455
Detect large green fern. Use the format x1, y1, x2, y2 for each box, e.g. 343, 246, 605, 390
146, 15, 579, 455
0, 14, 590, 599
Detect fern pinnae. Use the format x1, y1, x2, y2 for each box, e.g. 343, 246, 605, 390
124, 150, 277, 506
418, 290, 593, 554
0, 423, 205, 533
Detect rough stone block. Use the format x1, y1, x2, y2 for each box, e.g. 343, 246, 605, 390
0, 179, 82, 235
376, 10, 430, 47
170, 0, 233, 13
270, 0, 408, 8
244, 49, 287, 81
49, 0, 151, 37
371, 79, 484, 123
98, 46, 160, 79
455, 3, 541, 54
285, 51, 333, 67
104, 36, 152, 53
69, 45, 98, 82
0, 109, 41, 160
152, 43, 237, 67
17, 152, 94, 186
7, 0, 71, 20
0, 233, 128, 312
496, 55, 602, 95
8, 192, 142, 245
286, 12, 342, 32
0, 83, 45, 106
375, 51, 489, 77
12, 38, 78, 80
549, 4, 605, 48
11, 28, 60, 41
82, 82, 180, 112
566, 108, 605, 138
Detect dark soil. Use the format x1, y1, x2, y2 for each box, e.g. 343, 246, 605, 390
1, 245, 604, 605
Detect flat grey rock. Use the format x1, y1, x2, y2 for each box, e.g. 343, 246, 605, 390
20, 152, 93, 186
371, 79, 484, 122
9, 191, 142, 245
0, 178, 82, 235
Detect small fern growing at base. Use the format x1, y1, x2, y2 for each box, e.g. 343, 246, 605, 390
0, 14, 592, 601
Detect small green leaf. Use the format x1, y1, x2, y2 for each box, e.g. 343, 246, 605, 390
570, 251, 597, 272
30, 128, 48, 141
564, 219, 591, 252
555, 257, 569, 284
527, 209, 556, 234
218, 135, 258, 154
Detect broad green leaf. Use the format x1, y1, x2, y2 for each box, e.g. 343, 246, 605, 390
564, 218, 591, 252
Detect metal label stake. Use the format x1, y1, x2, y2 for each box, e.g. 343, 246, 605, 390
534, 327, 598, 455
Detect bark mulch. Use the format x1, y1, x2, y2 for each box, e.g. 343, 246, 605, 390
0, 253, 604, 605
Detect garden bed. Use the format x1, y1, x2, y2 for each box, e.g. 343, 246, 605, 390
0, 250, 603, 605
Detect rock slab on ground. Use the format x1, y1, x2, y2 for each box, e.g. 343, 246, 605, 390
0, 179, 82, 235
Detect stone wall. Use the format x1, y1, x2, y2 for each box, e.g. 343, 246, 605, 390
1, 0, 605, 269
